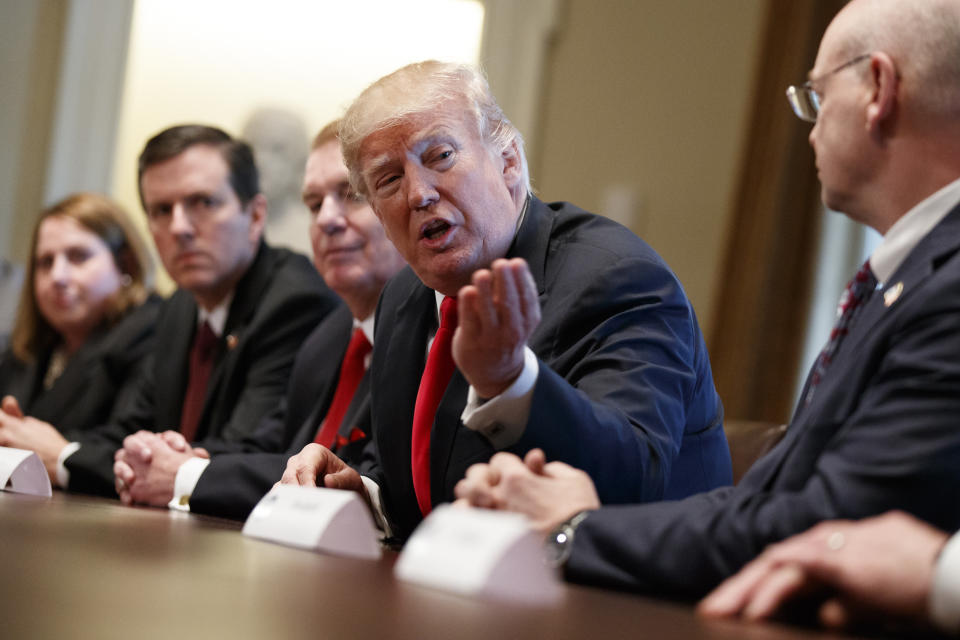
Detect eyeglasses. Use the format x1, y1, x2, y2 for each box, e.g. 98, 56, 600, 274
786, 53, 871, 122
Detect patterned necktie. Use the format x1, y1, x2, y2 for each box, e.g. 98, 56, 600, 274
411, 296, 458, 516
179, 321, 219, 442
803, 260, 877, 406
314, 328, 371, 449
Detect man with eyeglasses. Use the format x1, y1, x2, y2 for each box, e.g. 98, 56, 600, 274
456, 0, 960, 618
11, 124, 340, 496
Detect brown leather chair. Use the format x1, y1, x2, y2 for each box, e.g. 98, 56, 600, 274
723, 419, 788, 484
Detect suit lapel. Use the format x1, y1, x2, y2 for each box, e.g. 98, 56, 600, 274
291, 317, 353, 448
37, 337, 101, 421
751, 203, 960, 489
507, 196, 551, 297
336, 373, 372, 443
429, 370, 470, 504
6, 354, 43, 413
195, 243, 273, 438
156, 293, 196, 430
376, 271, 432, 512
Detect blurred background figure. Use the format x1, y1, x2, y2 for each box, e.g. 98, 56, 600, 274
0, 192, 159, 438
0, 257, 25, 352
242, 107, 312, 256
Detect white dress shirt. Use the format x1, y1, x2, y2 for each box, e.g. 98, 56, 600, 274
171, 313, 375, 511
56, 295, 232, 490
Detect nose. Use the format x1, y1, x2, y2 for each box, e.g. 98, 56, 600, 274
404, 165, 439, 211
169, 202, 195, 238
808, 120, 818, 148
314, 196, 347, 235
49, 253, 70, 284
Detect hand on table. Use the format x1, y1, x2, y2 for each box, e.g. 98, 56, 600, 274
454, 448, 600, 534
0, 395, 68, 483
113, 430, 209, 506
698, 511, 949, 629
279, 442, 366, 496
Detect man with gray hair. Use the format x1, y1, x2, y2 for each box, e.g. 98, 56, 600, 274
281, 60, 732, 541
456, 0, 960, 613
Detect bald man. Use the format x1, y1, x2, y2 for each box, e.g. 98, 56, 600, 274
457, 0, 960, 603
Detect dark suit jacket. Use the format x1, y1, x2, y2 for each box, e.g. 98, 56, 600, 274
189, 305, 372, 521
65, 242, 341, 495
564, 202, 960, 599
369, 197, 730, 541
0, 296, 160, 438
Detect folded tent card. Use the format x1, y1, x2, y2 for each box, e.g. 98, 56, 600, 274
0, 447, 52, 497
243, 484, 381, 559
395, 504, 563, 605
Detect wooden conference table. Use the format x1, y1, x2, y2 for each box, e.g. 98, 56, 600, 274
0, 492, 855, 640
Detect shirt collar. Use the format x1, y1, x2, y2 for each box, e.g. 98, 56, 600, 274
353, 313, 375, 346
196, 291, 234, 337
434, 290, 448, 322
871, 177, 960, 284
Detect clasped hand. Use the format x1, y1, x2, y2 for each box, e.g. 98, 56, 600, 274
454, 448, 600, 534
113, 430, 208, 506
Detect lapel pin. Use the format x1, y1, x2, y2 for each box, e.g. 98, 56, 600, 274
226, 334, 239, 350
883, 281, 904, 307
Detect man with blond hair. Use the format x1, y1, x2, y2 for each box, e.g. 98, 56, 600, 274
456, 0, 960, 609
281, 61, 732, 542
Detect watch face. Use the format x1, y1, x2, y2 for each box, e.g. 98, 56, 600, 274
545, 511, 589, 568
545, 525, 573, 568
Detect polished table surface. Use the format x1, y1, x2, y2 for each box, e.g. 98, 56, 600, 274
0, 492, 854, 640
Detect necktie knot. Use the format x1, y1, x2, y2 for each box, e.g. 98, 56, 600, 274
194, 321, 218, 360
345, 327, 372, 361
440, 296, 458, 330
850, 260, 877, 298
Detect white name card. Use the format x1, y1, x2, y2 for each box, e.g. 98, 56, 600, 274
0, 447, 52, 497
242, 484, 381, 559
395, 505, 562, 605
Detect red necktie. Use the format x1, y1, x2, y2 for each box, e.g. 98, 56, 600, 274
803, 260, 877, 407
179, 321, 218, 442
411, 296, 458, 516
314, 328, 371, 449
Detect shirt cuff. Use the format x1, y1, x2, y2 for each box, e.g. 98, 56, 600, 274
931, 532, 960, 633
360, 475, 393, 540
167, 457, 211, 512
56, 442, 81, 489
461, 346, 538, 449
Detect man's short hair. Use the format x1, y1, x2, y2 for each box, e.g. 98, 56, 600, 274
311, 119, 340, 151
137, 124, 260, 209
339, 60, 531, 195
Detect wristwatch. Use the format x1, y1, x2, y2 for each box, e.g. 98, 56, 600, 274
545, 510, 590, 568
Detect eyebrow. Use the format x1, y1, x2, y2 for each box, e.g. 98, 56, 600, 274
362, 125, 459, 181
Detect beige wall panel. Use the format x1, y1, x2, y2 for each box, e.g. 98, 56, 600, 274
533, 0, 765, 336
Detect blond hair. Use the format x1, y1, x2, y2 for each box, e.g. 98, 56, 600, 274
339, 60, 530, 195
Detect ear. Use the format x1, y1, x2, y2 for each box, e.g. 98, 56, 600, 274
865, 52, 898, 134
500, 138, 524, 191
247, 193, 268, 244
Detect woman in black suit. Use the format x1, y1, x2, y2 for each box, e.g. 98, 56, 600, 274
0, 192, 159, 445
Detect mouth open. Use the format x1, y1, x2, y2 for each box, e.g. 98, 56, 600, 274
420, 219, 452, 241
